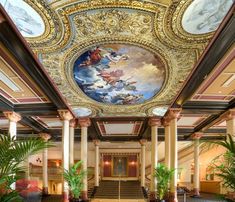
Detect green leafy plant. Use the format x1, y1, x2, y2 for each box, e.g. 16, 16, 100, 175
0, 134, 53, 202
155, 163, 175, 201
63, 160, 86, 200
207, 134, 235, 191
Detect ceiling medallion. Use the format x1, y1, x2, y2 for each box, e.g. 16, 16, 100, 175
72, 107, 92, 117
73, 44, 166, 105
182, 0, 233, 34
0, 0, 45, 37
152, 106, 168, 116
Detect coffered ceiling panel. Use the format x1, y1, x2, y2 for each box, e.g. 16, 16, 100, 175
191, 46, 235, 102
0, 47, 50, 104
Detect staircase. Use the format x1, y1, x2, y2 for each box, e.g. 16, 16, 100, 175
93, 180, 144, 199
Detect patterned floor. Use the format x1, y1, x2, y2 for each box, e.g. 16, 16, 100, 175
42, 193, 226, 202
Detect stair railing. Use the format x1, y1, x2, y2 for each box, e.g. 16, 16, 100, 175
118, 175, 121, 201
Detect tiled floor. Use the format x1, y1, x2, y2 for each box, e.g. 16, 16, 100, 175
42, 193, 226, 202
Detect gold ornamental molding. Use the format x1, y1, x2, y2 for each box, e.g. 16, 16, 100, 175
29, 0, 212, 116
24, 0, 62, 50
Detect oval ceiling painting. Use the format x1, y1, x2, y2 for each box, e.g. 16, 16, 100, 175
0, 0, 45, 37
73, 44, 166, 105
182, 0, 233, 34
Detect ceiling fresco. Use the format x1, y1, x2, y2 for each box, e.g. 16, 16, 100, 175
182, 0, 233, 34
73, 44, 166, 105
0, 0, 45, 37
1, 0, 232, 117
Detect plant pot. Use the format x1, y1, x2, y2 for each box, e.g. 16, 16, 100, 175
69, 198, 83, 202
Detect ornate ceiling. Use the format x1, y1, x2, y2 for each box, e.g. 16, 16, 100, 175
0, 0, 233, 118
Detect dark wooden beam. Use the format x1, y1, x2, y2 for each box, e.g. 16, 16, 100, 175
20, 117, 49, 133
14, 103, 58, 116
0, 94, 13, 110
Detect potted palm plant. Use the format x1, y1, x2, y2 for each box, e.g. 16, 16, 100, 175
207, 134, 235, 200
0, 134, 53, 202
155, 163, 175, 202
63, 161, 86, 202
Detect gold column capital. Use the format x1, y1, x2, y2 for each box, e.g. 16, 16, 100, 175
139, 139, 147, 146
93, 139, 100, 146
166, 108, 181, 121
162, 117, 170, 127
148, 117, 161, 127
191, 132, 203, 140
69, 119, 77, 128
78, 118, 91, 127
221, 109, 235, 121
39, 133, 51, 141
3, 111, 21, 122
58, 109, 73, 121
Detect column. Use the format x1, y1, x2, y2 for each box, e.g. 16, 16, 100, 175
139, 139, 147, 187
78, 118, 91, 201
223, 109, 235, 141
3, 111, 21, 138
148, 117, 161, 201
163, 117, 171, 168
58, 110, 73, 202
167, 109, 181, 202
191, 133, 202, 197
40, 133, 51, 195
3, 111, 21, 190
69, 119, 77, 166
93, 139, 100, 187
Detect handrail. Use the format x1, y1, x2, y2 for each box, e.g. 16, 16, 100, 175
118, 175, 121, 201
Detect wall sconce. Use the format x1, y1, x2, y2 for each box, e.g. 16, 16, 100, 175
130, 161, 136, 165
104, 161, 110, 165
36, 157, 42, 163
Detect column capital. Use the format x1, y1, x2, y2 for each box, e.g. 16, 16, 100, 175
166, 108, 181, 121
40, 133, 51, 141
139, 139, 147, 146
162, 117, 170, 127
69, 119, 77, 128
58, 109, 73, 121
148, 117, 161, 127
93, 139, 100, 146
191, 132, 203, 140
78, 118, 91, 127
3, 111, 21, 122
221, 109, 235, 121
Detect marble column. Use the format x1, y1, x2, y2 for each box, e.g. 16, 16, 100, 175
223, 109, 235, 141
93, 139, 100, 187
148, 117, 161, 201
3, 111, 21, 190
78, 118, 91, 201
69, 119, 77, 166
58, 110, 73, 202
139, 139, 147, 187
3, 111, 21, 138
191, 133, 202, 197
162, 117, 171, 168
167, 109, 181, 202
40, 133, 51, 195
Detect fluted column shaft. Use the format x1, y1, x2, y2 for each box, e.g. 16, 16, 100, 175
149, 118, 161, 201
94, 140, 100, 187
40, 133, 51, 195
163, 118, 171, 168
58, 110, 73, 202
78, 118, 91, 201
4, 111, 21, 190
140, 139, 147, 187
192, 133, 202, 197
167, 109, 181, 202
69, 119, 77, 166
